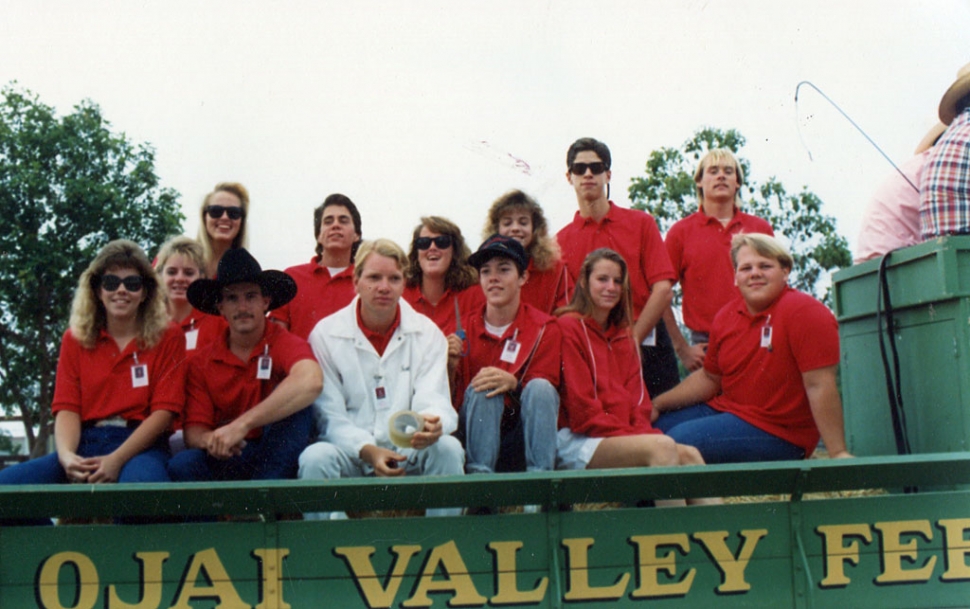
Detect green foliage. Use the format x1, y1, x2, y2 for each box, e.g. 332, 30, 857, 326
628, 126, 851, 303
0, 83, 184, 456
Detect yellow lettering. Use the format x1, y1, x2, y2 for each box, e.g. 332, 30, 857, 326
629, 533, 695, 598
487, 541, 548, 604
816, 524, 873, 587
402, 540, 487, 607
253, 548, 290, 609
692, 529, 767, 593
939, 518, 970, 581
106, 551, 169, 609
561, 537, 630, 601
37, 552, 99, 609
334, 545, 421, 609
170, 548, 247, 609
874, 520, 936, 584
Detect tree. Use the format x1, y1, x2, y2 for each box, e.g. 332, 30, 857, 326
0, 83, 184, 457
628, 127, 851, 303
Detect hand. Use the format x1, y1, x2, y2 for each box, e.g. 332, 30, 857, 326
471, 367, 517, 398
446, 333, 464, 359
88, 452, 124, 483
59, 452, 98, 483
676, 342, 707, 372
410, 414, 442, 450
360, 445, 406, 477
206, 423, 248, 460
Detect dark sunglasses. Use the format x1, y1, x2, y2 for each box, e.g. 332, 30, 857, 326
205, 205, 245, 220
415, 235, 454, 250
569, 162, 608, 176
100, 274, 144, 292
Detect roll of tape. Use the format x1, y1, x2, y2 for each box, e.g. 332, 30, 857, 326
388, 410, 425, 448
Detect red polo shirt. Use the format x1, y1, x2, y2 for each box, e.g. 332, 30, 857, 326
453, 302, 561, 410
269, 258, 356, 339
403, 284, 485, 336
178, 309, 227, 352
184, 321, 316, 438
704, 287, 839, 455
558, 314, 658, 437
557, 202, 675, 311
665, 210, 773, 334
52, 323, 186, 422
521, 258, 569, 315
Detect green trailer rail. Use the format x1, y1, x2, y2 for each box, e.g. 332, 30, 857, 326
2, 453, 969, 608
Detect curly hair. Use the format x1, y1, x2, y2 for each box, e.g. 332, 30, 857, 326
405, 216, 478, 291
482, 189, 560, 272
556, 248, 633, 330
196, 182, 250, 266
70, 240, 169, 349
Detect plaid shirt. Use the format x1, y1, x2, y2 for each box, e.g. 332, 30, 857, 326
920, 108, 970, 239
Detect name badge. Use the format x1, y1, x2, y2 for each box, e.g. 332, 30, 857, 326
185, 328, 199, 351
131, 364, 148, 388
641, 327, 657, 347
761, 325, 773, 349
257, 356, 272, 380
375, 386, 387, 401
500, 338, 520, 364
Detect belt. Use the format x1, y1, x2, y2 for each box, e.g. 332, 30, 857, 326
82, 417, 140, 430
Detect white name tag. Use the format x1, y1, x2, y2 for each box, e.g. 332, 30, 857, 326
257, 355, 272, 380
185, 328, 199, 351
131, 364, 149, 388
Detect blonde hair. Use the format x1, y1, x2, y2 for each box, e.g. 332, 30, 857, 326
483, 189, 560, 271
556, 248, 633, 330
354, 239, 408, 278
70, 240, 169, 349
694, 148, 745, 208
154, 236, 206, 276
196, 182, 250, 266
405, 216, 478, 290
730, 233, 793, 271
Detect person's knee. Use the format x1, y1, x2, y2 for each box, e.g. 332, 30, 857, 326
298, 442, 342, 479
676, 443, 705, 465
521, 379, 559, 413
424, 436, 465, 475
650, 435, 679, 467
167, 449, 206, 481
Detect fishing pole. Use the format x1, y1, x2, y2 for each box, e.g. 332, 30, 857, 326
794, 80, 919, 193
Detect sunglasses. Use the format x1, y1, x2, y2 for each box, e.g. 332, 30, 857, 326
415, 235, 454, 250
100, 274, 144, 292
205, 205, 245, 220
569, 162, 608, 176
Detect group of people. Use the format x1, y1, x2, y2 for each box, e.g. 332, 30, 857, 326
0, 135, 853, 520
856, 61, 970, 262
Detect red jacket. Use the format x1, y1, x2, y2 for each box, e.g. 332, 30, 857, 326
558, 314, 658, 437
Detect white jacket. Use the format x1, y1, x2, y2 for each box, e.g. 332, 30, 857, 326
307, 297, 457, 459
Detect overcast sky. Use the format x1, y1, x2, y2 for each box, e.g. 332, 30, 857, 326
3, 1, 969, 271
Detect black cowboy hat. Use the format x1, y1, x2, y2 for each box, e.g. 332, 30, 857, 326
187, 248, 297, 316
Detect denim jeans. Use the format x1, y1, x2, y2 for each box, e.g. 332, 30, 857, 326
0, 425, 170, 525
461, 378, 558, 474
654, 403, 805, 464
168, 406, 313, 481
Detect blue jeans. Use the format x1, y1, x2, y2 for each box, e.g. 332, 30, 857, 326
168, 407, 313, 481
461, 378, 558, 474
654, 404, 805, 464
0, 426, 170, 525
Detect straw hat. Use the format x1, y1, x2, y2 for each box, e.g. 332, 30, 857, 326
915, 122, 947, 154
939, 62, 970, 125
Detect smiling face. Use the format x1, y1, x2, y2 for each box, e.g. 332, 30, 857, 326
734, 245, 790, 314
217, 282, 270, 336
417, 226, 454, 280
566, 150, 611, 204
98, 266, 146, 323
161, 253, 201, 307
317, 204, 361, 256
497, 208, 534, 249
354, 252, 405, 324
205, 190, 244, 245
478, 256, 525, 310
587, 259, 623, 321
